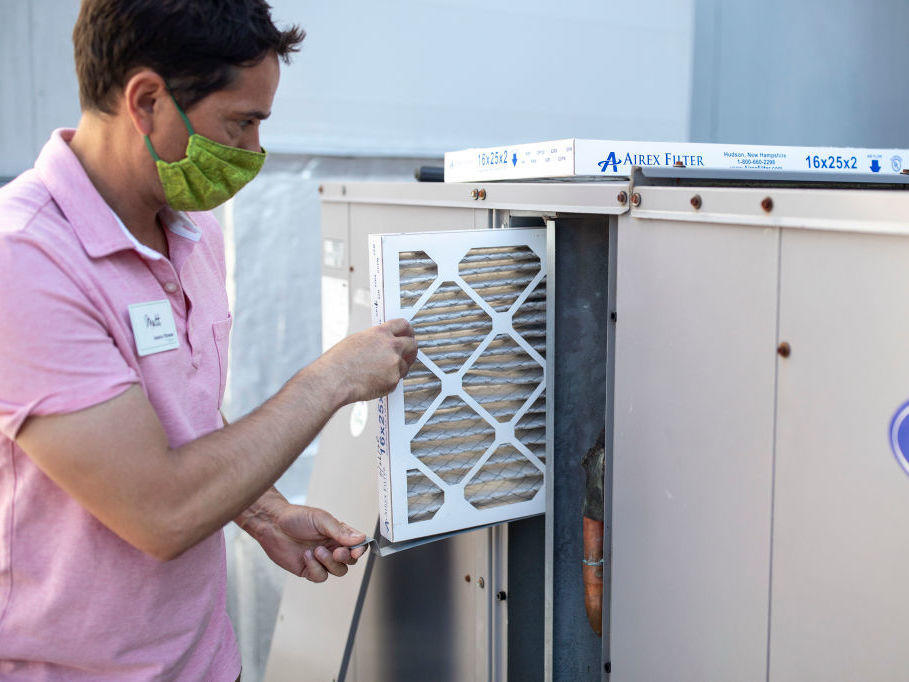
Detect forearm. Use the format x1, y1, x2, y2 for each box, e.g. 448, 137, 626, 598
159, 360, 345, 558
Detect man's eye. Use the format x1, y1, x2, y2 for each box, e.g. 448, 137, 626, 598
237, 119, 255, 130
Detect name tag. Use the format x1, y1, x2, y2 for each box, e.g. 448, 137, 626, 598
128, 300, 180, 357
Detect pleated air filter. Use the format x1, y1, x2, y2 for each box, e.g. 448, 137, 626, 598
369, 228, 547, 542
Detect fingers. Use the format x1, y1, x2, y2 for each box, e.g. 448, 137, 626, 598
302, 549, 328, 583
314, 546, 349, 577
314, 511, 366, 549
401, 335, 418, 364
384, 318, 414, 338
394, 334, 419, 380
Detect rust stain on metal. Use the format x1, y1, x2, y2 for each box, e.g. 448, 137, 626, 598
690, 194, 702, 210
777, 341, 791, 358
761, 196, 774, 212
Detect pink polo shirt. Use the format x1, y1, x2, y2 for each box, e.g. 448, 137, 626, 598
0, 130, 241, 680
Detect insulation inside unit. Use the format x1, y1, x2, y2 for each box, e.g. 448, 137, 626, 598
398, 242, 546, 527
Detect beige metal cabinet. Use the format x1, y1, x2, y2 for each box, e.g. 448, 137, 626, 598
614, 184, 909, 681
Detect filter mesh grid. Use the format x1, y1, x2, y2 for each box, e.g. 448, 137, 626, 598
399, 242, 546, 524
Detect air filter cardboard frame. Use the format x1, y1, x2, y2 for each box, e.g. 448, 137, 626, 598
369, 228, 548, 542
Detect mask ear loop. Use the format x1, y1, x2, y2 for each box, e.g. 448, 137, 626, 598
144, 89, 196, 161
167, 91, 196, 136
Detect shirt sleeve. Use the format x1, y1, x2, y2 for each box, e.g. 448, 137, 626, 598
0, 234, 139, 440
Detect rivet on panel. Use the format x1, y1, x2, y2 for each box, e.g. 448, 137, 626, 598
470, 189, 479, 200
630, 192, 642, 207
761, 196, 773, 212
777, 342, 791, 358
477, 577, 485, 589
616, 191, 628, 205
690, 194, 702, 210
478, 188, 487, 200
464, 574, 471, 583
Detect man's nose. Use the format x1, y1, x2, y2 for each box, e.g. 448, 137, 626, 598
241, 128, 261, 153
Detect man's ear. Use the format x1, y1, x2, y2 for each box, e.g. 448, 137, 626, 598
123, 70, 168, 137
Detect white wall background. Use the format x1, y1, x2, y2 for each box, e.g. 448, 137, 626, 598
264, 0, 694, 156
0, 2, 81, 178
690, 0, 909, 148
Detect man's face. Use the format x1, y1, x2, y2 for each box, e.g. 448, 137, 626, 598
149, 51, 280, 163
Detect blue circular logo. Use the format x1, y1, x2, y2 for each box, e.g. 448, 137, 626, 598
891, 155, 903, 173
889, 400, 909, 475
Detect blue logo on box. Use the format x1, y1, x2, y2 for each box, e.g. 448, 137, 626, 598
888, 400, 909, 475
598, 152, 622, 172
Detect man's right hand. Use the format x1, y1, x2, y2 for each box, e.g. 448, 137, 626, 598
318, 318, 418, 405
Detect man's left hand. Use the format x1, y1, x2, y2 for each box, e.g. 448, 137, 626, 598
238, 491, 367, 582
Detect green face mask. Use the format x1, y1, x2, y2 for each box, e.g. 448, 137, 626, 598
144, 94, 266, 211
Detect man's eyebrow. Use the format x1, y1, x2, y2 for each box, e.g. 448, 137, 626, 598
237, 110, 271, 120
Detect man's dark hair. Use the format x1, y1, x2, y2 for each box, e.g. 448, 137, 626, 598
73, 0, 305, 113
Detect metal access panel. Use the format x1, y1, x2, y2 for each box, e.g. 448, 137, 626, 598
771, 221, 909, 681
610, 205, 779, 681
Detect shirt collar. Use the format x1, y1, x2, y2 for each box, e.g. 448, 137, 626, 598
108, 206, 201, 262
35, 129, 201, 260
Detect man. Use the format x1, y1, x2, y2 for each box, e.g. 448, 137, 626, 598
0, 1, 417, 679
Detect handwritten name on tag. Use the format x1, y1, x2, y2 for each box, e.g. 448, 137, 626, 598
128, 300, 179, 356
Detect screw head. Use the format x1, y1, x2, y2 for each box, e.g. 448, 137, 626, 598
616, 191, 628, 205
470, 189, 479, 200
630, 192, 642, 207
318, 184, 324, 194
761, 196, 774, 212
777, 341, 791, 358
464, 574, 471, 583
478, 188, 487, 200
477, 577, 485, 589
496, 590, 507, 601
690, 194, 702, 210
